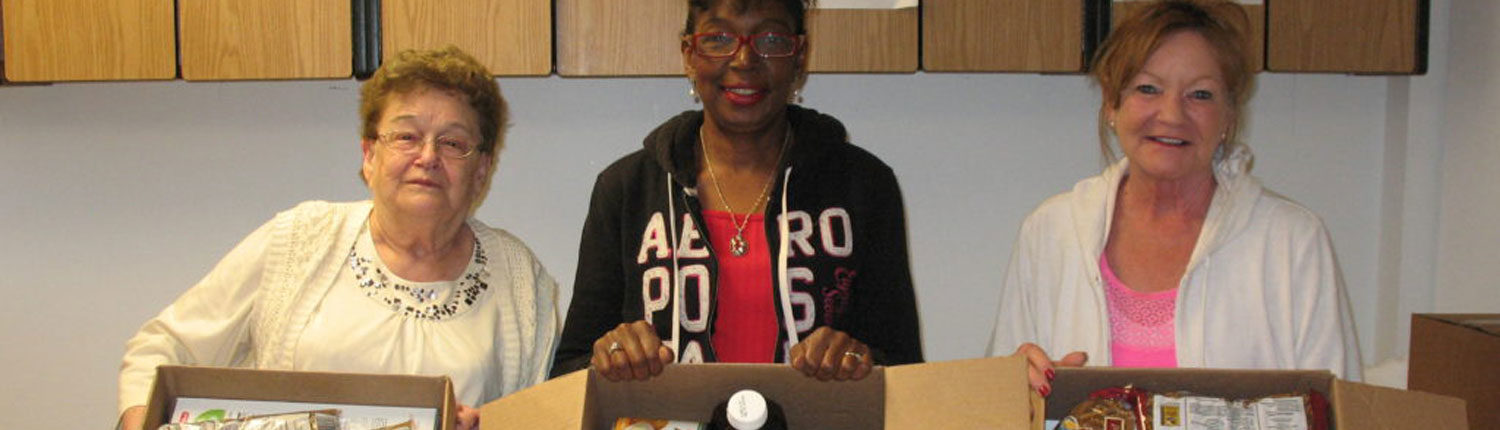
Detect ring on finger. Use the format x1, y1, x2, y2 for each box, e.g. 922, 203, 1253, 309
607, 341, 623, 354
843, 350, 864, 360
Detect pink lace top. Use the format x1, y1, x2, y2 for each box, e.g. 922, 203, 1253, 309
1101, 254, 1178, 368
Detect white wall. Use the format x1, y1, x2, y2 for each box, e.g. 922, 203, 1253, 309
2, 6, 1490, 424
1436, 0, 1500, 312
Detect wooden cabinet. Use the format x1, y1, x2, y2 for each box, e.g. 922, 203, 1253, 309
1, 9, 6, 82
179, 0, 350, 80
1111, 1, 1264, 72
807, 8, 918, 73
555, 0, 682, 76
2, 0, 175, 82
923, 0, 1088, 73
383, 0, 551, 76
1267, 0, 1426, 74
558, 1, 917, 76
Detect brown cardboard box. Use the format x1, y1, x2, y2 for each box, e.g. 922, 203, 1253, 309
1045, 367, 1467, 429
480, 357, 1032, 429
1410, 313, 1500, 429
143, 366, 458, 430
482, 355, 1466, 429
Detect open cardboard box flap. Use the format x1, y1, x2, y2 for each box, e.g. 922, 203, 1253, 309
884, 355, 1033, 428
145, 365, 458, 430
482, 355, 1031, 429
1331, 379, 1467, 429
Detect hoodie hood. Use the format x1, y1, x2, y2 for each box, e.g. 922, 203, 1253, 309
1070, 144, 1263, 267
642, 105, 851, 188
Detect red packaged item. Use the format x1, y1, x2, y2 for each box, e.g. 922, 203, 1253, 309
1061, 386, 1151, 430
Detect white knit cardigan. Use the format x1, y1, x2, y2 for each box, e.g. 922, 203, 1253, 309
119, 201, 558, 412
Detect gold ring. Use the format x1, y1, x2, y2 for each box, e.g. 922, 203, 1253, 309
844, 351, 864, 360
607, 341, 623, 353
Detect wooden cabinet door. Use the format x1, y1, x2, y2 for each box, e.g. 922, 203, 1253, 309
556, 0, 684, 76
1111, 1, 1264, 72
1267, 0, 1426, 74
923, 0, 1087, 72
558, 1, 917, 76
2, 0, 175, 81
383, 0, 551, 76
179, 0, 351, 80
807, 8, 919, 73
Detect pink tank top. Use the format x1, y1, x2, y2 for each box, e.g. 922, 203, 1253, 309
1101, 254, 1178, 368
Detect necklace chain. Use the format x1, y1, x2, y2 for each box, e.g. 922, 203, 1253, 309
700, 124, 791, 257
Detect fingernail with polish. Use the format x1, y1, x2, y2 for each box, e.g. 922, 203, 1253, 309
1045, 368, 1056, 381
1040, 385, 1051, 397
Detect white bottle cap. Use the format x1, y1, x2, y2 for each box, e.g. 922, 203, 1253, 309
726, 389, 769, 430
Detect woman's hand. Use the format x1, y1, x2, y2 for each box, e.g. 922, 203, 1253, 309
592, 320, 675, 381
788, 327, 874, 381
1014, 342, 1088, 397
455, 404, 479, 430
117, 405, 145, 430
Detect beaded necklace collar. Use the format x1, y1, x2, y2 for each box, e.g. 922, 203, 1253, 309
347, 224, 489, 320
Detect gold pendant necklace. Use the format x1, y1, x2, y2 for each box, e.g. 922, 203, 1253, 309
700, 125, 791, 257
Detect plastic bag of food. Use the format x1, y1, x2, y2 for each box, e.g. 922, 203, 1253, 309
1060, 386, 1152, 430
158, 410, 340, 430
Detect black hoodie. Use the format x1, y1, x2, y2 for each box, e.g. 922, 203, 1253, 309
551, 106, 923, 377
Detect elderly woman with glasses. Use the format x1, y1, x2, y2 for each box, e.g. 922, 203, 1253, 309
115, 47, 558, 430
551, 0, 923, 383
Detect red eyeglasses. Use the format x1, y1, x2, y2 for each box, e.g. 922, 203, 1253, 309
687, 32, 803, 58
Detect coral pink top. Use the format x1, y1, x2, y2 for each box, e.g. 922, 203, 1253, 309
703, 210, 777, 363
1101, 254, 1178, 368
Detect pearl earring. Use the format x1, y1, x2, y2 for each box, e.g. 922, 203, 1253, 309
690, 86, 699, 104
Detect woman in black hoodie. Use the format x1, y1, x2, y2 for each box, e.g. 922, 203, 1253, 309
551, 0, 922, 382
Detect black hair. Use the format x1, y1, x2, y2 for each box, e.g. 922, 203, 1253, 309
684, 0, 814, 35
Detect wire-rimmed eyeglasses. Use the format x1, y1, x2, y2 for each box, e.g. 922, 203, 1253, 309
376, 131, 479, 159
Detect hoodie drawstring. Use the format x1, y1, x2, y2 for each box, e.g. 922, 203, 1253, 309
667, 172, 682, 360
775, 166, 799, 349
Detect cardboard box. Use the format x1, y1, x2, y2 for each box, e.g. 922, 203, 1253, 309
1045, 367, 1467, 429
144, 365, 457, 430
483, 355, 1466, 429
480, 357, 1033, 429
1410, 313, 1500, 429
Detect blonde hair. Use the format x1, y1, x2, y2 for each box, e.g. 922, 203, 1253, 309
1091, 0, 1253, 164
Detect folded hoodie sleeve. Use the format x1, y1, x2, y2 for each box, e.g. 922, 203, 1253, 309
1292, 219, 1364, 381
844, 166, 924, 365
117, 219, 273, 414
